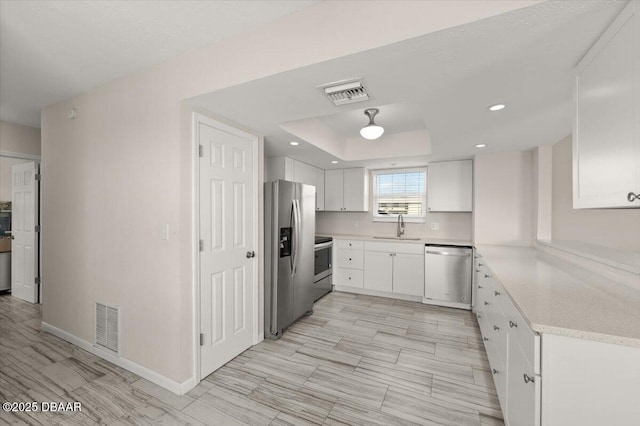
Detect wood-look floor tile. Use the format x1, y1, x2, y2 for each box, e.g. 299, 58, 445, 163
204, 364, 265, 395
353, 318, 408, 336
132, 378, 195, 410
480, 413, 505, 426
396, 349, 474, 384
270, 412, 318, 426
243, 352, 317, 385
472, 367, 496, 389
190, 384, 279, 426
354, 357, 432, 396
303, 366, 388, 410
436, 323, 482, 339
381, 386, 481, 426
292, 342, 362, 371
248, 379, 335, 424
435, 343, 490, 369
431, 376, 502, 418
406, 327, 471, 348
323, 400, 418, 426
372, 331, 437, 354
334, 339, 400, 364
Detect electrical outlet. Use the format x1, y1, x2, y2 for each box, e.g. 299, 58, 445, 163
353, 220, 359, 229
162, 224, 170, 240
430, 222, 440, 231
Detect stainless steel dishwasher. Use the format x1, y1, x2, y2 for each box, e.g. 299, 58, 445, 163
424, 245, 472, 310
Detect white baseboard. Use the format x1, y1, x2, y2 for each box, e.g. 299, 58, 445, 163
333, 286, 423, 302
41, 322, 197, 396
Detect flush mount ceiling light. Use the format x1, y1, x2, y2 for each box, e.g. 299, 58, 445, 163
488, 104, 506, 111
331, 160, 339, 164
289, 141, 299, 146
475, 144, 487, 148
360, 108, 384, 140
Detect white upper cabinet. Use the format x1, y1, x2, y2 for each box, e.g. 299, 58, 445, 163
316, 168, 325, 211
427, 160, 473, 212
573, 1, 640, 208
266, 156, 326, 210
324, 168, 369, 212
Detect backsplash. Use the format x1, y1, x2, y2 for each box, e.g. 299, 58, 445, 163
316, 211, 472, 240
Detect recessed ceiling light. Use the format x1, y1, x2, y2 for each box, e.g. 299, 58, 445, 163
475, 144, 487, 148
331, 160, 339, 164
488, 104, 506, 111
289, 141, 299, 146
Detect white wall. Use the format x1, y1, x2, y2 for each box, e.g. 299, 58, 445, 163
551, 136, 640, 251
39, 0, 539, 388
533, 145, 553, 240
474, 150, 534, 246
0, 121, 41, 201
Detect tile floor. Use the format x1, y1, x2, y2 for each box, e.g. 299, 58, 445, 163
0, 291, 503, 425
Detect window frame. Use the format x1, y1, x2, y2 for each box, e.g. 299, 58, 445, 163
371, 167, 428, 223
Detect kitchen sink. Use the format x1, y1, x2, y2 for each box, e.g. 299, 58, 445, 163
372, 236, 422, 240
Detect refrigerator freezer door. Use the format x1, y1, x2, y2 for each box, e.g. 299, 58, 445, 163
292, 183, 316, 319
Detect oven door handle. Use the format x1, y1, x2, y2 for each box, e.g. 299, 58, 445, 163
314, 241, 333, 251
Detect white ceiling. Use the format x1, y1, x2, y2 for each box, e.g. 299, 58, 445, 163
0, 0, 319, 127
188, 0, 627, 170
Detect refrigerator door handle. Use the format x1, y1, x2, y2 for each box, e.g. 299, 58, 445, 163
290, 200, 296, 276
292, 199, 301, 276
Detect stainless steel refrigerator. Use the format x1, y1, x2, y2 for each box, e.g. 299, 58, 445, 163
265, 180, 315, 339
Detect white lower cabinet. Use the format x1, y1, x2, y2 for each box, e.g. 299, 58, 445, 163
392, 253, 425, 296
363, 251, 393, 292
475, 257, 540, 425
507, 341, 541, 426
336, 268, 363, 288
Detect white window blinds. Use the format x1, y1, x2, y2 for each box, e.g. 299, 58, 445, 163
372, 169, 427, 221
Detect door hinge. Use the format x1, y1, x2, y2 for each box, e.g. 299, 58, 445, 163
35, 277, 40, 285
198, 145, 203, 158
200, 333, 204, 346
35, 225, 41, 232
199, 240, 204, 251
35, 174, 41, 181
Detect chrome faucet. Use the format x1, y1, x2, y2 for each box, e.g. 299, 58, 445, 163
396, 214, 405, 238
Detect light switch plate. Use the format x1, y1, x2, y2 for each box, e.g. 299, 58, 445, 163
430, 222, 440, 231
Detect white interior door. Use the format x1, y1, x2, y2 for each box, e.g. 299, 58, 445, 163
198, 117, 255, 379
11, 161, 39, 303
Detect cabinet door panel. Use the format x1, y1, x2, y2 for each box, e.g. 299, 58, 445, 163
293, 160, 317, 186
427, 160, 473, 212
507, 341, 540, 426
363, 251, 393, 292
324, 169, 343, 211
316, 168, 325, 211
574, 3, 639, 208
392, 253, 424, 296
343, 168, 368, 211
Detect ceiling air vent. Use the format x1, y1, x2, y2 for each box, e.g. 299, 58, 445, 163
318, 77, 370, 106
96, 302, 120, 355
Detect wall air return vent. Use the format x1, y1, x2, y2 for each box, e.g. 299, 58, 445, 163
318, 77, 370, 106
95, 302, 120, 354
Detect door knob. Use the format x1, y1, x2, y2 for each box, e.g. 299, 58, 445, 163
246, 251, 256, 258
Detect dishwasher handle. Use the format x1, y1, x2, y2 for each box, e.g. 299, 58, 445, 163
425, 250, 470, 257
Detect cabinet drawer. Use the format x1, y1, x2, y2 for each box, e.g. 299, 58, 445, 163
364, 241, 424, 254
337, 239, 364, 250
499, 289, 540, 374
338, 249, 364, 270
336, 268, 364, 288
507, 339, 541, 426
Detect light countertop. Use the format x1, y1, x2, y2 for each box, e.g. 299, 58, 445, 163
476, 244, 640, 348
317, 232, 473, 247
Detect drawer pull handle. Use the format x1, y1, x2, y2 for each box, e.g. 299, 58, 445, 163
492, 369, 499, 375
484, 301, 489, 306
477, 315, 482, 319
348, 277, 351, 280
483, 337, 489, 342
509, 320, 518, 328
349, 258, 352, 261
494, 291, 500, 296
484, 274, 490, 278
476, 269, 480, 272
478, 285, 483, 289
523, 373, 535, 384
478, 263, 484, 266
628, 192, 639, 202
493, 325, 499, 331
